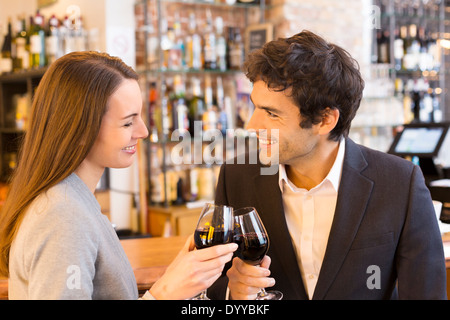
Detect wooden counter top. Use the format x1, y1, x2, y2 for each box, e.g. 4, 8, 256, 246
120, 235, 188, 294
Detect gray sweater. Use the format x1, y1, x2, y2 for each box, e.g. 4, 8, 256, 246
8, 173, 138, 300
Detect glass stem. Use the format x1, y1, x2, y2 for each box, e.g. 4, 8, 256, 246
258, 288, 268, 298
199, 290, 208, 299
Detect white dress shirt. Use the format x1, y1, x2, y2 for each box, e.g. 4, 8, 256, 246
278, 139, 345, 299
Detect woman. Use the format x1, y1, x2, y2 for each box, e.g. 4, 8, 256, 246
0, 51, 237, 299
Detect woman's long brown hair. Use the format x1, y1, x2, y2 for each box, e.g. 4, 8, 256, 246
0, 51, 138, 277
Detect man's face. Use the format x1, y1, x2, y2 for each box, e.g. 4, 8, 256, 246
247, 80, 321, 168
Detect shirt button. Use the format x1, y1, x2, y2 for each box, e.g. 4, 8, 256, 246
308, 274, 315, 279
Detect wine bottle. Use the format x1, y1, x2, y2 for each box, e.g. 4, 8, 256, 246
215, 17, 227, 71
14, 16, 29, 71
172, 12, 185, 70
377, 29, 389, 64
30, 11, 46, 68
172, 75, 189, 133
393, 26, 404, 71
46, 14, 60, 65
0, 17, 13, 74
186, 12, 202, 70
203, 10, 216, 70
238, 0, 260, 3
216, 77, 228, 134
229, 27, 244, 70
188, 77, 205, 136
74, 17, 87, 52
160, 17, 172, 70
202, 74, 218, 131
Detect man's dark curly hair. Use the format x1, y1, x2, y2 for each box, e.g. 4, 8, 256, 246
243, 30, 365, 141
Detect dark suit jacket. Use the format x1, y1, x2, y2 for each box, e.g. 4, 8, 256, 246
209, 138, 447, 299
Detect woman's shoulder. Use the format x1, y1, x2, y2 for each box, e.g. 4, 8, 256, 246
22, 176, 100, 237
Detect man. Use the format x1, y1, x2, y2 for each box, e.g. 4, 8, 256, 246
209, 30, 447, 300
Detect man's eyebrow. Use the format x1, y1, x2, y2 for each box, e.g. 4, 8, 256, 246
250, 96, 283, 114
121, 113, 138, 120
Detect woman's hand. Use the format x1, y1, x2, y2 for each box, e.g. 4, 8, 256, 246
149, 235, 238, 300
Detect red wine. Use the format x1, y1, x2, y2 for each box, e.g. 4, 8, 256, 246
194, 228, 232, 249
235, 232, 269, 263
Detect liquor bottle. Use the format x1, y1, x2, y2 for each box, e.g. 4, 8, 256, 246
186, 12, 202, 70
161, 82, 173, 137
410, 24, 421, 70
427, 30, 440, 71
74, 17, 87, 52
377, 29, 389, 64
403, 24, 420, 70
226, 27, 234, 68
188, 77, 205, 135
30, 11, 46, 68
46, 15, 60, 65
171, 75, 189, 133
215, 17, 227, 71
216, 76, 228, 134
61, 15, 75, 55
393, 26, 404, 71
229, 27, 244, 70
431, 88, 442, 123
188, 167, 199, 202
160, 18, 172, 70
202, 74, 217, 131
172, 12, 185, 70
148, 82, 159, 143
203, 10, 216, 70
14, 16, 29, 71
0, 17, 13, 74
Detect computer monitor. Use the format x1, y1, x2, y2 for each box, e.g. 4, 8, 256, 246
388, 123, 449, 158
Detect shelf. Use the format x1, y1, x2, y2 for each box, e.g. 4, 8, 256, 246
392, 69, 442, 78
136, 0, 263, 9
380, 12, 442, 22
0, 68, 48, 82
0, 128, 25, 134
137, 67, 243, 76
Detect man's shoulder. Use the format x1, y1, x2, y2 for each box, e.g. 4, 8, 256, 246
348, 139, 416, 176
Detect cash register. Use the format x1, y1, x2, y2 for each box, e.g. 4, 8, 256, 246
388, 122, 450, 226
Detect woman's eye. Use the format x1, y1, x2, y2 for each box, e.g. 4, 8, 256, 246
124, 122, 133, 127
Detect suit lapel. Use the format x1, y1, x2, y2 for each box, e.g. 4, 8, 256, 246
312, 139, 374, 300
253, 170, 308, 299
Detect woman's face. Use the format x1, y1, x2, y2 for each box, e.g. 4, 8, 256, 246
83, 79, 148, 171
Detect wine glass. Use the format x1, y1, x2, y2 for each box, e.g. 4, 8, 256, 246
234, 207, 283, 300
192, 203, 234, 300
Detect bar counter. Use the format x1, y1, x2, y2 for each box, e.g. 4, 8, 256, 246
1, 234, 449, 300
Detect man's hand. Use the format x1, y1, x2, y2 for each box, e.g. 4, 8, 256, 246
227, 255, 276, 300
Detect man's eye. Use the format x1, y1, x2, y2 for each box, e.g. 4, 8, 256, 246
266, 110, 277, 118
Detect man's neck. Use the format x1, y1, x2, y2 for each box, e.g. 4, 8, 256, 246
286, 140, 340, 190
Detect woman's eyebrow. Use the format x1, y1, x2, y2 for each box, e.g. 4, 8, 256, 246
121, 113, 138, 120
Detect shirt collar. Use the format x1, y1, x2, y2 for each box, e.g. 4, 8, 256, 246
278, 138, 346, 193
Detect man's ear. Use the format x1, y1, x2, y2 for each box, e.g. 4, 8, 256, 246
318, 107, 339, 136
